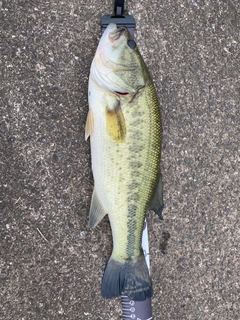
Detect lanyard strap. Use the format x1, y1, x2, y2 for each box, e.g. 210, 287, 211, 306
115, 0, 125, 15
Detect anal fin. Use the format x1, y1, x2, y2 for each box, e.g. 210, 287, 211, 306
89, 188, 107, 229
149, 172, 164, 220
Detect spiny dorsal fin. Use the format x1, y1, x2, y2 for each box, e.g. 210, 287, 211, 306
85, 109, 94, 140
89, 188, 107, 229
105, 101, 126, 142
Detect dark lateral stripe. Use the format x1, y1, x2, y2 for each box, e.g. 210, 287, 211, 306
126, 202, 138, 257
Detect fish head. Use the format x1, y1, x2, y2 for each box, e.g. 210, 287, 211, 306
90, 23, 148, 95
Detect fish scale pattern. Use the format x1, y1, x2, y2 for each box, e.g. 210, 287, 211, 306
124, 81, 161, 259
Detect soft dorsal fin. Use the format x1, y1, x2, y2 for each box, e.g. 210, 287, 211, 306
105, 101, 126, 142
85, 109, 94, 140
148, 172, 164, 220
89, 188, 107, 229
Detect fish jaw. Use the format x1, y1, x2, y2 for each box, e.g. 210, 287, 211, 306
93, 23, 126, 74
96, 23, 126, 65
90, 23, 146, 95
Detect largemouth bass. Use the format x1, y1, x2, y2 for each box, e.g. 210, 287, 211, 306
85, 23, 163, 301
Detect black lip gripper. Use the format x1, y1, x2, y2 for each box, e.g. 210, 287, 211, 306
100, 0, 136, 37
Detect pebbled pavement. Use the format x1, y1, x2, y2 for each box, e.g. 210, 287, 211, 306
0, 0, 239, 319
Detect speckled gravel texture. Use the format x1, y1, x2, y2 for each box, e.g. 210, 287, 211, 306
0, 0, 239, 319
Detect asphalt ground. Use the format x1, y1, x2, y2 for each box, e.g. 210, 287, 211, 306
0, 0, 239, 319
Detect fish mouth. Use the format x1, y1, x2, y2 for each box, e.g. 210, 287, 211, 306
109, 26, 127, 41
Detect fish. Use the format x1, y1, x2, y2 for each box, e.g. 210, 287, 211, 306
85, 23, 163, 301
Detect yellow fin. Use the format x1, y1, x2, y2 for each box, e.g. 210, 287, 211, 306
89, 188, 107, 229
106, 101, 126, 142
85, 109, 94, 140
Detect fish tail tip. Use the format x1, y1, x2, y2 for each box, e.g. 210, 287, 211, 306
101, 254, 152, 301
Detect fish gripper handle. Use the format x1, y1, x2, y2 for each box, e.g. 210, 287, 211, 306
121, 294, 153, 320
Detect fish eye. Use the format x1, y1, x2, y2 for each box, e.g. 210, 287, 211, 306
127, 40, 136, 49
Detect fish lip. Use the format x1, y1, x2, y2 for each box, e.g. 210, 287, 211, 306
109, 26, 127, 41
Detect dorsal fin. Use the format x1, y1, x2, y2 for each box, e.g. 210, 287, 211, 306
148, 172, 164, 220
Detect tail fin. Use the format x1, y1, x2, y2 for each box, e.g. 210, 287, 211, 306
101, 254, 152, 301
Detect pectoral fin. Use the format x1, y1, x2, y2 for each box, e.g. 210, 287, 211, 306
89, 188, 107, 229
106, 101, 126, 142
85, 109, 94, 140
149, 172, 164, 220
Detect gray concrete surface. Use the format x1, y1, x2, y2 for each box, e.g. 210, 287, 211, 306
0, 0, 239, 319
